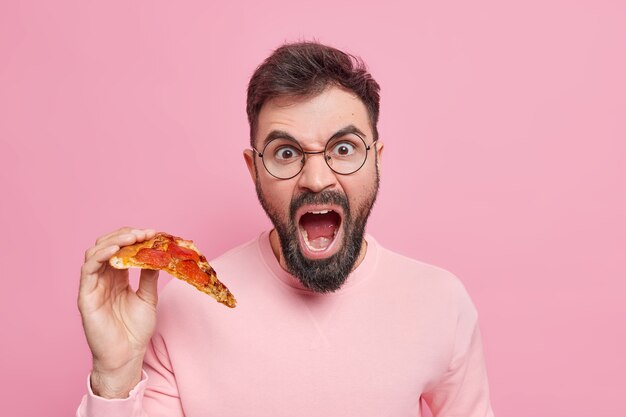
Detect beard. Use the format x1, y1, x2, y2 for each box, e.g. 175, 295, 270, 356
255, 170, 379, 293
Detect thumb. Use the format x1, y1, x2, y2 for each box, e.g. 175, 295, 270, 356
136, 269, 159, 307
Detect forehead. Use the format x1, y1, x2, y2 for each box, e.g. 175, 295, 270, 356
255, 86, 372, 149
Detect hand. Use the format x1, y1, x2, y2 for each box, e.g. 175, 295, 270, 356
78, 227, 159, 398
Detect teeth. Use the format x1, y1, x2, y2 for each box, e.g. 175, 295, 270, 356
301, 229, 324, 252
309, 210, 330, 215
300, 226, 338, 252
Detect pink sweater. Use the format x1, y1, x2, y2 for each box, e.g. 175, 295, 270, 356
78, 231, 493, 416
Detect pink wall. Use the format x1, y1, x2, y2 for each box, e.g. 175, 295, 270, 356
1, 1, 624, 415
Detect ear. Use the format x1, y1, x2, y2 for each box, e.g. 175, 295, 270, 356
375, 140, 384, 170
243, 149, 257, 183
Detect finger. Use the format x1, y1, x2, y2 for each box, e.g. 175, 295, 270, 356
95, 226, 135, 245
85, 233, 136, 262
136, 269, 159, 307
127, 228, 157, 243
82, 245, 121, 276
94, 227, 157, 246
79, 245, 123, 298
89, 228, 157, 261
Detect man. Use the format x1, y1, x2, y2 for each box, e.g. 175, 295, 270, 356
77, 42, 493, 416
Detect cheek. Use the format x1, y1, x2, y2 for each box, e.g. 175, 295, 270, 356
259, 177, 294, 212
342, 174, 376, 203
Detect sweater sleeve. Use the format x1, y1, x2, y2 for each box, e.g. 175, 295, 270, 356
422, 286, 494, 417
76, 336, 185, 417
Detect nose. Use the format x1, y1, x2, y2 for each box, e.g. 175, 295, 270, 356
296, 152, 337, 193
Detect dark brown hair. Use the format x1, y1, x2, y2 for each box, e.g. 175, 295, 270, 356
246, 41, 381, 146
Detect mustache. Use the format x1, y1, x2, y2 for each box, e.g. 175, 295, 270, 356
289, 190, 350, 220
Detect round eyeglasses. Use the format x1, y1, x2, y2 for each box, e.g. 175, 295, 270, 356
252, 132, 377, 180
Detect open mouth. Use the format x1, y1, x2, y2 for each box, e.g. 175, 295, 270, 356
297, 208, 342, 257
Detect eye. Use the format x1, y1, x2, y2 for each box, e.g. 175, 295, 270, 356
274, 145, 302, 161
329, 141, 356, 157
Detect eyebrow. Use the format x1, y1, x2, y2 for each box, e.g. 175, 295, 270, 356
328, 125, 368, 141
260, 130, 298, 148
260, 124, 368, 149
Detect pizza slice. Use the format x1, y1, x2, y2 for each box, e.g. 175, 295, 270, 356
109, 232, 236, 308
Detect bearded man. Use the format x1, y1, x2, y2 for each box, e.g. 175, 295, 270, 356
77, 42, 494, 417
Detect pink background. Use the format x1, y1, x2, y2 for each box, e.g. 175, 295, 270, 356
1, 0, 624, 415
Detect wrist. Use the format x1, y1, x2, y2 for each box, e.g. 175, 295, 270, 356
90, 359, 144, 399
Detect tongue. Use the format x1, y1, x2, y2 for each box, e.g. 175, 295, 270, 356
300, 212, 339, 249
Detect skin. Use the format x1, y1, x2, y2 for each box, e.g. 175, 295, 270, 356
243, 85, 383, 271
77, 85, 383, 399
78, 227, 159, 398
